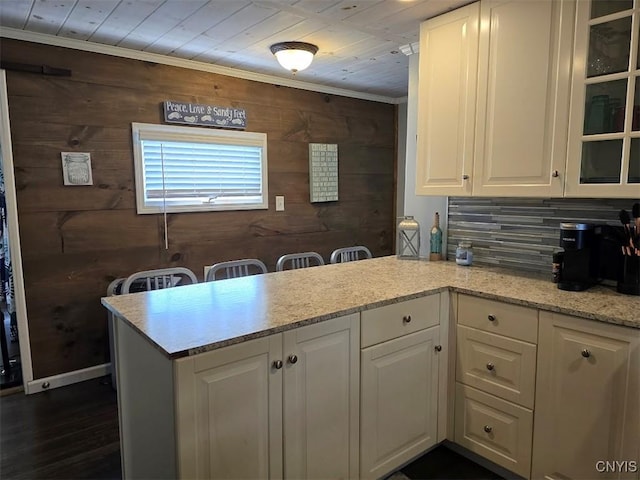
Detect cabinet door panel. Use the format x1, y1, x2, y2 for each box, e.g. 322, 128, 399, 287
175, 335, 283, 480
565, 1, 640, 197
416, 2, 479, 196
361, 327, 440, 479
473, 0, 572, 197
283, 314, 360, 480
532, 312, 640, 480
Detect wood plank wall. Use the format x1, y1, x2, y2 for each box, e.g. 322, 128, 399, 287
1, 39, 396, 379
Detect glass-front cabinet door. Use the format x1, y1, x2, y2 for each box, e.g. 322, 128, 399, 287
566, 0, 640, 197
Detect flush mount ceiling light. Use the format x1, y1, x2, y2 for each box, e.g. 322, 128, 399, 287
269, 41, 318, 74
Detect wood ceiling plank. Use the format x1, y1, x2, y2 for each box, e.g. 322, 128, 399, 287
88, 0, 164, 46
0, 0, 33, 29
58, 0, 119, 41
184, 3, 282, 61
117, 0, 209, 51
207, 11, 308, 65
145, 1, 252, 56
25, 0, 77, 35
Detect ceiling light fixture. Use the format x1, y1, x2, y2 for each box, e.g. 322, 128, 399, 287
269, 41, 318, 74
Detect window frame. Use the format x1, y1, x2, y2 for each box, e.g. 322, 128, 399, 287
131, 122, 269, 214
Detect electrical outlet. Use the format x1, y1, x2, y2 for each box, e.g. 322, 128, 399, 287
275, 196, 285, 211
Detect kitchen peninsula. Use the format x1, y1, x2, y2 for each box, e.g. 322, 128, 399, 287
102, 256, 639, 480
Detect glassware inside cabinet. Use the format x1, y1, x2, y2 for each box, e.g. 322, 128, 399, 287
633, 77, 640, 131
584, 80, 627, 134
580, 140, 623, 184
590, 0, 633, 19
630, 139, 640, 183
587, 16, 632, 78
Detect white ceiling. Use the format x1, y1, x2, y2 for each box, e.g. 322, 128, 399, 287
0, 0, 470, 100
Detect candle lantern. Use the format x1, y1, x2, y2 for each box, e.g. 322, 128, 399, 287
397, 216, 421, 260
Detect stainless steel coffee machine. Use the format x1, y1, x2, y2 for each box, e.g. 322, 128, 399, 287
556, 223, 598, 291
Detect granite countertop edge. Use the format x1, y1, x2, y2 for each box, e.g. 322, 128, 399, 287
102, 257, 639, 360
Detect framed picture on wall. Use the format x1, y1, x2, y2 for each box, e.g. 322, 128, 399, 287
61, 152, 93, 186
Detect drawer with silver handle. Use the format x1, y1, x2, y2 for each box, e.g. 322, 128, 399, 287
457, 294, 538, 343
361, 294, 440, 348
456, 325, 537, 408
454, 383, 533, 478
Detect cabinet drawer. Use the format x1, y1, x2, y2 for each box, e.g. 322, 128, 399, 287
455, 383, 533, 478
456, 325, 536, 409
361, 295, 440, 348
458, 295, 538, 343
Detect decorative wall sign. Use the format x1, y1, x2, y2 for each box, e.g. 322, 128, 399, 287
309, 143, 338, 202
163, 100, 246, 129
61, 152, 93, 186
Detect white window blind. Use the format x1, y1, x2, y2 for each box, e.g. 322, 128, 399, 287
132, 123, 268, 214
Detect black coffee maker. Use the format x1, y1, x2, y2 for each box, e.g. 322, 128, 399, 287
556, 223, 599, 291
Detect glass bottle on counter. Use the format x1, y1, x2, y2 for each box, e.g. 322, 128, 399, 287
429, 212, 443, 261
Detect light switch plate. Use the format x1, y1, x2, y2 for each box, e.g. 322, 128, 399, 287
275, 195, 285, 211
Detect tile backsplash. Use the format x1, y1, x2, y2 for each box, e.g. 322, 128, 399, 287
446, 197, 637, 274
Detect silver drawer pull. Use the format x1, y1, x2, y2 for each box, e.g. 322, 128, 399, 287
402, 315, 412, 323
288, 354, 298, 364
486, 362, 495, 371
483, 425, 493, 433
487, 314, 496, 322
272, 360, 283, 369
581, 349, 591, 358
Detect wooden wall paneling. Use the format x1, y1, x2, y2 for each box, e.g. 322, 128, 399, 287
15, 167, 135, 212
1, 38, 396, 379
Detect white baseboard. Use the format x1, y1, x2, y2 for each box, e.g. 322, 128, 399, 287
26, 363, 111, 395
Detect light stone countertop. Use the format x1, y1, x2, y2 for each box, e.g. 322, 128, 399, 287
101, 256, 640, 359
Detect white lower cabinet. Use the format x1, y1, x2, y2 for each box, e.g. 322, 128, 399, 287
359, 294, 443, 479
454, 294, 538, 478
454, 383, 533, 477
531, 312, 640, 480
175, 313, 360, 480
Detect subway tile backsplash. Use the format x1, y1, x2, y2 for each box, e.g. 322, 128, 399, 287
446, 197, 636, 274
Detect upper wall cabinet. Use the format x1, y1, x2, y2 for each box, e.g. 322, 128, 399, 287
565, 1, 640, 198
416, 3, 479, 196
416, 0, 575, 197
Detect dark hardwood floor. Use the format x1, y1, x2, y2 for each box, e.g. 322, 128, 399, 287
0, 377, 502, 480
0, 377, 120, 479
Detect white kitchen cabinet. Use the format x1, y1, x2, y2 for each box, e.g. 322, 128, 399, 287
360, 294, 443, 479
416, 2, 479, 196
454, 383, 534, 478
117, 313, 359, 480
174, 334, 283, 480
531, 311, 640, 480
454, 295, 538, 478
416, 0, 575, 197
565, 1, 640, 198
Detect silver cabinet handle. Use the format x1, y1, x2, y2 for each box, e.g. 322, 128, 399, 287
581, 349, 591, 358
486, 362, 495, 371
483, 425, 493, 433
288, 354, 298, 364
435, 345, 442, 352
487, 314, 496, 322
272, 360, 283, 370
403, 315, 412, 323
552, 170, 559, 178
462, 174, 470, 180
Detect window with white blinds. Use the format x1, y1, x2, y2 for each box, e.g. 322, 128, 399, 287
132, 122, 268, 214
